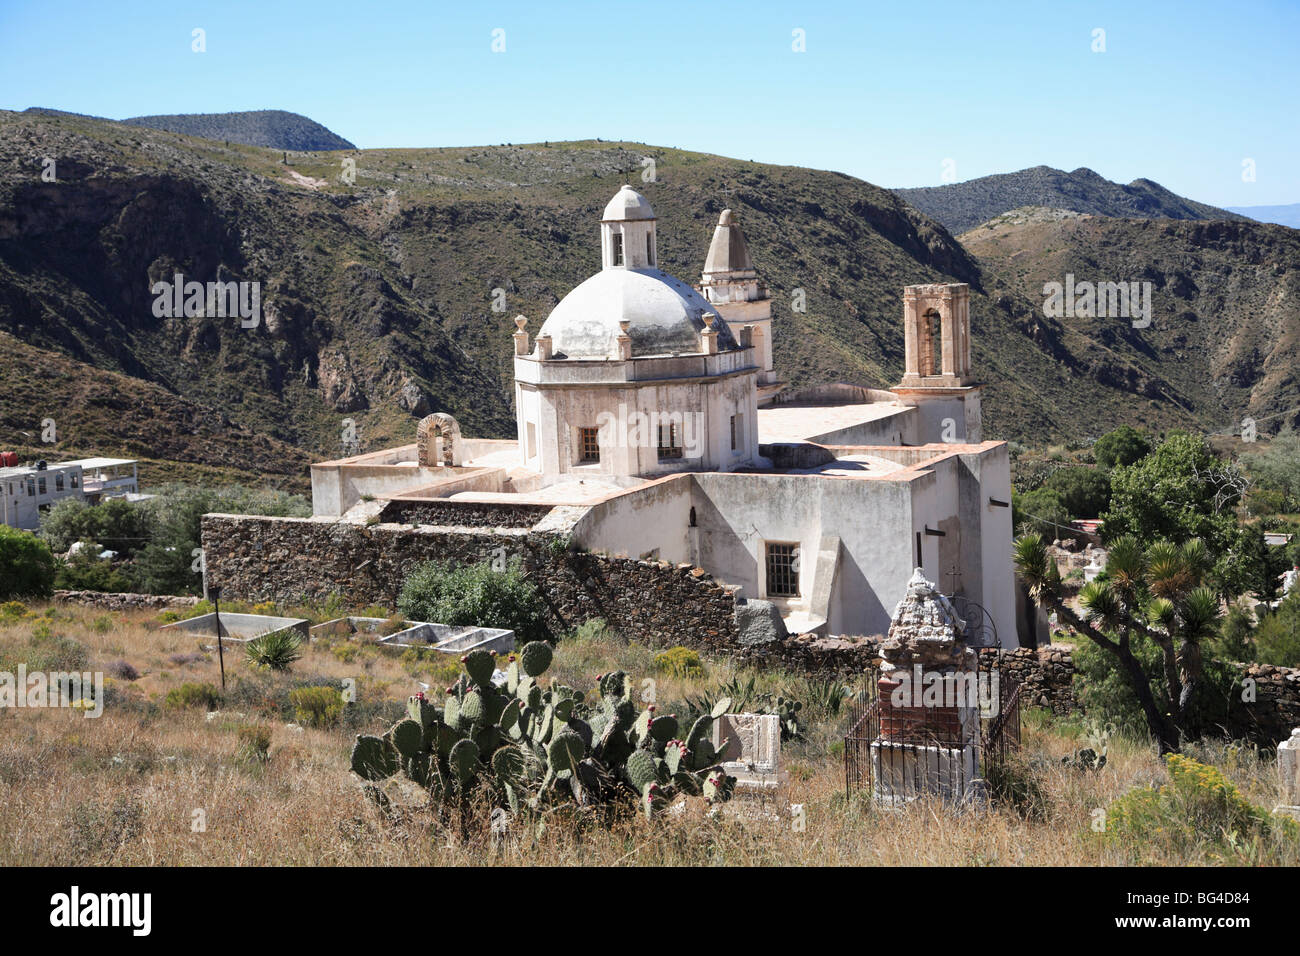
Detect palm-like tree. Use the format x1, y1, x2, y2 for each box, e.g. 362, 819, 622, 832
1014, 533, 1221, 753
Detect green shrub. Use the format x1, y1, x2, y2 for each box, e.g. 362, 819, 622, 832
289, 685, 344, 728
0, 600, 29, 622
0, 526, 56, 600
53, 544, 135, 593
653, 645, 704, 678
1101, 753, 1298, 861
244, 629, 303, 671
397, 558, 548, 644
165, 682, 222, 710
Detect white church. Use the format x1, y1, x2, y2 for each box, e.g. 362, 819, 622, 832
311, 185, 1017, 645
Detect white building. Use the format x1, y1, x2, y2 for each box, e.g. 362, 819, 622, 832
0, 457, 140, 530
0, 462, 85, 530
311, 187, 1016, 645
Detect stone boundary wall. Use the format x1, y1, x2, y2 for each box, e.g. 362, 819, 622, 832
200, 514, 738, 649
52, 590, 199, 611
1227, 662, 1300, 744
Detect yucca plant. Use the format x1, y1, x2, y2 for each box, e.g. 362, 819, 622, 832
244, 629, 303, 671
1015, 531, 1224, 754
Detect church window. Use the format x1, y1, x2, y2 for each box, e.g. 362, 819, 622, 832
646, 233, 653, 265
612, 233, 624, 266
657, 423, 683, 460
37, 477, 46, 495
526, 422, 538, 460
55, 473, 64, 492
730, 413, 744, 452
765, 542, 799, 597
578, 427, 600, 463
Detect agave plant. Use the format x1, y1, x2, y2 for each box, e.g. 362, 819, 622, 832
244, 628, 303, 671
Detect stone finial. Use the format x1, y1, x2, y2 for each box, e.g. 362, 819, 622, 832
700, 313, 719, 355
616, 320, 632, 360
535, 333, 553, 361
739, 324, 754, 348
512, 315, 530, 356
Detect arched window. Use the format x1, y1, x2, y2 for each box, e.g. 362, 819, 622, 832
920, 309, 941, 377
612, 233, 624, 266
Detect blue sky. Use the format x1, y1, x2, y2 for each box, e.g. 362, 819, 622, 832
1, 0, 1296, 206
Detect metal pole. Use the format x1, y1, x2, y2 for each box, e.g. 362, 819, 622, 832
211, 585, 226, 692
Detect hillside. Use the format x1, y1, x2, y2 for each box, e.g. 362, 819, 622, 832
0, 109, 1295, 483
960, 213, 1300, 438
23, 107, 355, 151
895, 166, 1250, 234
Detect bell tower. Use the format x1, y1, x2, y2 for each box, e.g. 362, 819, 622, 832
601, 184, 657, 271
892, 283, 982, 442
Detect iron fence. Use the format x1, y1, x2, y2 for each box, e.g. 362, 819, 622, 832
844, 658, 1021, 805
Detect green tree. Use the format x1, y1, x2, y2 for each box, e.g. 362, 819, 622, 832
398, 558, 549, 644
40, 497, 153, 557
1012, 487, 1073, 540
1043, 466, 1111, 519
1094, 425, 1151, 469
1102, 431, 1265, 599
0, 526, 56, 600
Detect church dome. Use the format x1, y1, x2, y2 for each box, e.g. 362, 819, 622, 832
538, 267, 740, 359
602, 184, 656, 222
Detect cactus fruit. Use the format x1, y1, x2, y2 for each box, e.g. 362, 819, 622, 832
519, 640, 552, 677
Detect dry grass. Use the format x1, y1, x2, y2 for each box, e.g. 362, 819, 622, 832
1, 605, 1295, 866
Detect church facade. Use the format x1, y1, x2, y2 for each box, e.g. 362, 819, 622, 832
310, 187, 1016, 645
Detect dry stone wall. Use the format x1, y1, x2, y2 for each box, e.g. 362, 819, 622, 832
53, 590, 199, 611
200, 514, 738, 648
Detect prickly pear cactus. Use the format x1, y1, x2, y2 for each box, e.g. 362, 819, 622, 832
348, 639, 734, 823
